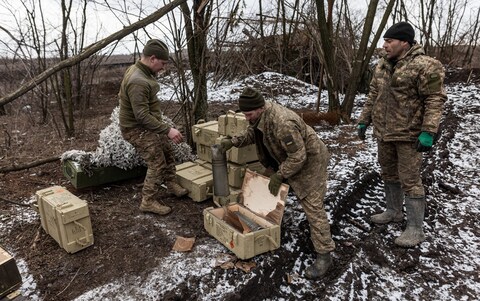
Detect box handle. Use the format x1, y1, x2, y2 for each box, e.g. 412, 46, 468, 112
73, 220, 91, 246
56, 202, 73, 209
64, 164, 75, 179
255, 234, 279, 248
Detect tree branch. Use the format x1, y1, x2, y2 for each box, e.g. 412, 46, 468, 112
0, 0, 187, 107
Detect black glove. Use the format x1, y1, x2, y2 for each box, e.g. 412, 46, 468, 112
357, 123, 367, 140
415, 131, 434, 152
268, 173, 283, 196
220, 137, 233, 151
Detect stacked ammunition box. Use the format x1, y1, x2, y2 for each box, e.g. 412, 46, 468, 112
175, 112, 264, 203
0, 247, 22, 299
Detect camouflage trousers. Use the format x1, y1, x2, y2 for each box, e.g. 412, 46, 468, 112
298, 169, 336, 254
378, 140, 424, 197
121, 127, 176, 204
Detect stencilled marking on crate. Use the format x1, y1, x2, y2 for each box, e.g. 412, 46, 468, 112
215, 223, 233, 247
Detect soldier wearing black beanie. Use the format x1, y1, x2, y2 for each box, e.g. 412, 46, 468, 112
383, 22, 415, 45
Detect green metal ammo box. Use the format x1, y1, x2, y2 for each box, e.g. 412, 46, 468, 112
62, 160, 147, 189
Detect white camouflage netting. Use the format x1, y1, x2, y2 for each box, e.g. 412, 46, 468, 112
61, 107, 194, 171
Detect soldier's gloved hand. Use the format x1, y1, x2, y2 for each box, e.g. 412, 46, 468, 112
220, 137, 233, 152
268, 173, 283, 196
357, 123, 367, 140
415, 131, 434, 152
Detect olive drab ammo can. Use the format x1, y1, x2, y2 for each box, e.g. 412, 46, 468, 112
204, 170, 288, 260
62, 160, 147, 189
0, 247, 22, 299
35, 186, 94, 253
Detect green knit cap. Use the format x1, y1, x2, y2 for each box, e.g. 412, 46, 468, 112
238, 87, 265, 112
143, 39, 169, 60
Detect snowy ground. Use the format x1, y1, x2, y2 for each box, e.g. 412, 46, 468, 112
1, 72, 479, 300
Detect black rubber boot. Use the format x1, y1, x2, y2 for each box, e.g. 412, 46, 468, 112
305, 252, 332, 279
371, 182, 404, 224
395, 196, 426, 247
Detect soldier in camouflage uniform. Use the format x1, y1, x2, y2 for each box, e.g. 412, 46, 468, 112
357, 22, 447, 247
119, 39, 188, 216
221, 87, 335, 279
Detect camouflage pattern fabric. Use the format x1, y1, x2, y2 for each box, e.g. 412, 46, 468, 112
121, 127, 176, 204
300, 167, 336, 254
232, 101, 334, 253
358, 44, 447, 142
232, 102, 330, 200
378, 140, 424, 197
118, 61, 170, 135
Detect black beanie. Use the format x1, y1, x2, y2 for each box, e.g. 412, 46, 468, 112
383, 22, 415, 44
238, 87, 265, 112
143, 39, 170, 60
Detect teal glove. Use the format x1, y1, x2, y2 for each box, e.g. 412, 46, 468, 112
415, 131, 434, 152
357, 123, 367, 140
268, 173, 283, 196
220, 138, 233, 152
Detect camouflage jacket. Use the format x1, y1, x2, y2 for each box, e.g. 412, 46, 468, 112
232, 102, 329, 199
118, 61, 170, 134
358, 44, 447, 142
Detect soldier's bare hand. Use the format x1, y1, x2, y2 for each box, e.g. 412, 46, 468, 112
167, 128, 183, 144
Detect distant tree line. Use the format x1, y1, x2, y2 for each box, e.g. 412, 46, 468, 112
0, 0, 478, 142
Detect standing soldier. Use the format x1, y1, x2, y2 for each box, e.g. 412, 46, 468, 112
357, 22, 447, 247
221, 87, 336, 279
119, 39, 188, 216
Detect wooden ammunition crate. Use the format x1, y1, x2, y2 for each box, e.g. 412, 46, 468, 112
196, 143, 213, 163
227, 161, 265, 188
36, 186, 94, 253
62, 160, 147, 189
192, 121, 221, 146
218, 111, 249, 136
214, 137, 258, 164
175, 160, 213, 202
0, 247, 22, 299
204, 170, 288, 260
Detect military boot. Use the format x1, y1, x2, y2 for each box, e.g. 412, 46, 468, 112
395, 196, 426, 247
305, 252, 332, 279
371, 182, 404, 224
165, 181, 188, 197
140, 200, 171, 215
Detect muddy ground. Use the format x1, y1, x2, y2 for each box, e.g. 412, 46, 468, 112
0, 69, 479, 300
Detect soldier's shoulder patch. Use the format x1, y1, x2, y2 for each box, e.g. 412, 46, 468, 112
282, 134, 299, 152
427, 72, 442, 93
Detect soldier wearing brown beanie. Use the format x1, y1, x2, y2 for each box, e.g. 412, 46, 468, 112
118, 39, 188, 215
221, 87, 336, 280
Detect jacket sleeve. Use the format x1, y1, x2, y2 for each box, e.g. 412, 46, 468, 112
277, 121, 307, 179
418, 60, 447, 134
232, 126, 255, 147
358, 64, 380, 126
127, 82, 170, 134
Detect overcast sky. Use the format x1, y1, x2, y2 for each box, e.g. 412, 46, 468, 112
0, 0, 478, 57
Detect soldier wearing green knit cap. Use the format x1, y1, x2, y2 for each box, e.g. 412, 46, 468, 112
357, 22, 447, 247
118, 39, 189, 216
221, 87, 335, 279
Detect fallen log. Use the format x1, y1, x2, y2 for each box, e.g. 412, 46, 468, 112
0, 156, 59, 173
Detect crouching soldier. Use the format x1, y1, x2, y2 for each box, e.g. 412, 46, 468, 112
221, 87, 336, 279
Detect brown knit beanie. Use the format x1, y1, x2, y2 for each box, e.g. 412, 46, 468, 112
238, 87, 265, 112
143, 39, 169, 60
383, 22, 415, 44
